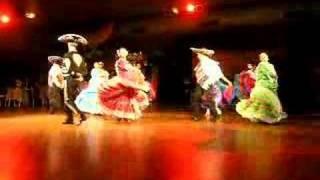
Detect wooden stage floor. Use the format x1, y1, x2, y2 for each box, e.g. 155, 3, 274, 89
0, 109, 320, 180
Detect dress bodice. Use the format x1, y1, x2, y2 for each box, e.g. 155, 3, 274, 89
89, 68, 109, 88
255, 61, 278, 93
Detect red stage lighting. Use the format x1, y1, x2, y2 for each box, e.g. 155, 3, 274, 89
172, 7, 179, 14
186, 3, 196, 13
165, 1, 206, 17
0, 14, 10, 24
25, 12, 36, 19
0, 3, 20, 27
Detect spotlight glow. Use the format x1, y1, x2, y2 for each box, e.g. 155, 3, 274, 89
172, 7, 179, 14
186, 3, 196, 13
0, 14, 10, 24
25, 12, 36, 19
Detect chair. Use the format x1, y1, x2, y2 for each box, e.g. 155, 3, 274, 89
5, 87, 14, 108
0, 94, 5, 107
5, 87, 23, 108
39, 85, 49, 107
12, 87, 23, 108
30, 87, 36, 108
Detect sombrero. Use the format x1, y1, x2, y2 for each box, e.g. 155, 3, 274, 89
58, 33, 88, 45
48, 56, 63, 64
190, 47, 215, 57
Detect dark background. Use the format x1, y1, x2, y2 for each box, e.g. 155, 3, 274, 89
0, 0, 318, 114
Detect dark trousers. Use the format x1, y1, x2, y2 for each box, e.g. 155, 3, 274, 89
63, 77, 84, 122
191, 84, 218, 119
191, 85, 204, 119
48, 85, 62, 113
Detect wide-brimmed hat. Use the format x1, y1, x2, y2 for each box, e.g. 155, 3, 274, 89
190, 47, 215, 57
58, 34, 88, 45
48, 56, 63, 64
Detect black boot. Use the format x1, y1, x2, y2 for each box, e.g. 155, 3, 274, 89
62, 119, 73, 124
75, 113, 87, 126
80, 113, 87, 121
62, 112, 74, 124
192, 116, 201, 121
116, 117, 122, 122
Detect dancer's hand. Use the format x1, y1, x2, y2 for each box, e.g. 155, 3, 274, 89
222, 76, 232, 87
74, 73, 84, 82
141, 86, 149, 92
78, 76, 84, 82
141, 84, 150, 92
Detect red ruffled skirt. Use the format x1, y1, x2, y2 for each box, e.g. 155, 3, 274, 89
98, 78, 149, 120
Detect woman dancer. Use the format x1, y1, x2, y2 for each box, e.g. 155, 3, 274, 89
99, 48, 150, 122
239, 63, 256, 99
236, 52, 287, 124
75, 61, 109, 114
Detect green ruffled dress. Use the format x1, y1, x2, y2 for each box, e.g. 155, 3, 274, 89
236, 61, 287, 123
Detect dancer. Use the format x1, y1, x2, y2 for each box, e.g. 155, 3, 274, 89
228, 63, 256, 106
58, 34, 88, 125
128, 52, 155, 101
191, 47, 232, 121
236, 52, 287, 124
75, 61, 109, 114
239, 63, 256, 99
48, 56, 64, 114
230, 73, 241, 106
99, 48, 150, 122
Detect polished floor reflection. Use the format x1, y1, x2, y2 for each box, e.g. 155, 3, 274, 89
0, 110, 320, 180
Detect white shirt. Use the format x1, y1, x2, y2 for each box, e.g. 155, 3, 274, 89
194, 54, 224, 90
48, 64, 64, 88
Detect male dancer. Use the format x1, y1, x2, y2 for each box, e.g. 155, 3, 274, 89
58, 34, 88, 125
191, 47, 232, 121
48, 56, 64, 114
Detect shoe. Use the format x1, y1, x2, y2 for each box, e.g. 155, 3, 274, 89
192, 116, 200, 121
75, 115, 87, 126
215, 115, 223, 122
62, 121, 73, 125
80, 114, 87, 121
74, 121, 82, 126
117, 118, 122, 122
205, 109, 211, 120
63, 114, 74, 125
125, 119, 132, 124
216, 108, 222, 116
